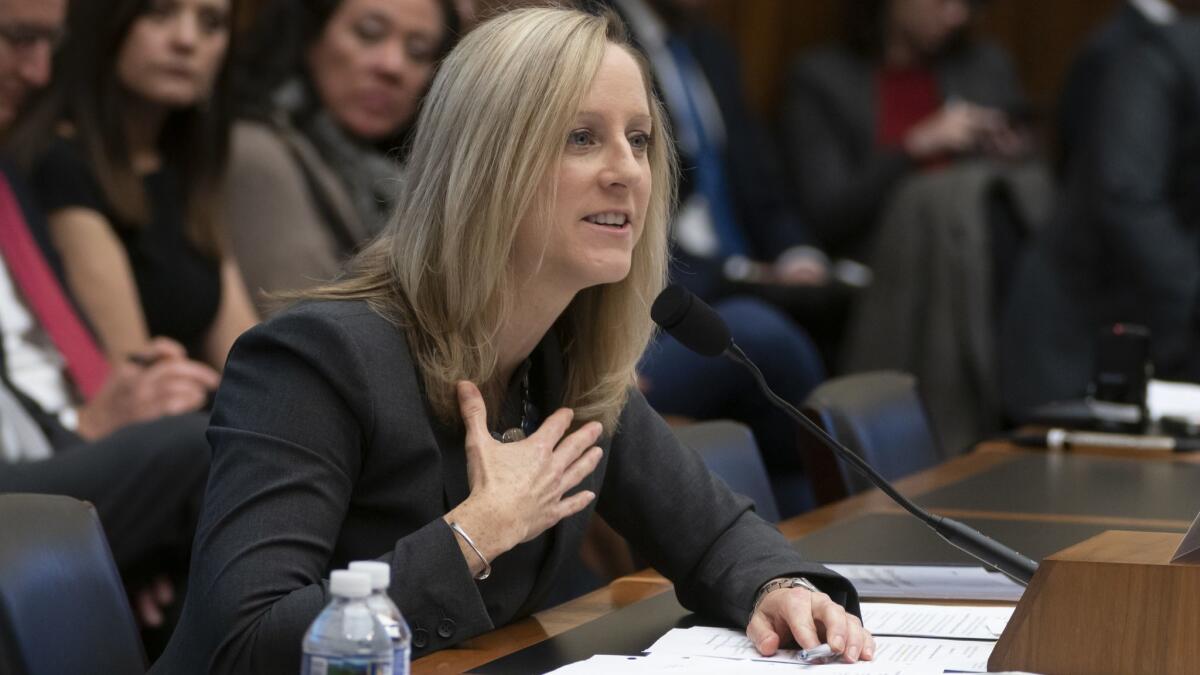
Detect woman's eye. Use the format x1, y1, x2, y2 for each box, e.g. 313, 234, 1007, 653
198, 8, 229, 34
406, 36, 437, 62
629, 132, 652, 152
353, 18, 388, 43
146, 0, 176, 19
568, 130, 594, 147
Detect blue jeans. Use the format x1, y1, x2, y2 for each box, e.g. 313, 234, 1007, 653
640, 296, 825, 516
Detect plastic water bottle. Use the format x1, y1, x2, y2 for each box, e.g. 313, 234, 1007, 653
349, 561, 412, 675
301, 570, 394, 675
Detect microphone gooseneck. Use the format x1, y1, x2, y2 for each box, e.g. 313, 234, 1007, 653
652, 284, 1039, 585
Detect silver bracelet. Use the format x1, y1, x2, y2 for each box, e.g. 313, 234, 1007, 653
448, 521, 491, 581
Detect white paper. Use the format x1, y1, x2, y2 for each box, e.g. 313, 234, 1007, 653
860, 602, 1013, 640
645, 626, 993, 672
825, 564, 1025, 602
545, 651, 944, 674
543, 654, 733, 674
1148, 379, 1200, 422
646, 625, 802, 663
869, 636, 994, 672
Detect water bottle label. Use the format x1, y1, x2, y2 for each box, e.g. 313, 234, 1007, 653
381, 616, 401, 641
393, 646, 411, 675
305, 656, 393, 675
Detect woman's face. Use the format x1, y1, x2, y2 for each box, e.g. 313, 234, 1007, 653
116, 0, 231, 108
307, 0, 444, 142
512, 44, 654, 294
888, 0, 971, 57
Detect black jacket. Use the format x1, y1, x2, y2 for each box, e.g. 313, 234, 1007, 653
594, 0, 812, 298
1054, 3, 1161, 178
1001, 19, 1200, 414
152, 300, 857, 674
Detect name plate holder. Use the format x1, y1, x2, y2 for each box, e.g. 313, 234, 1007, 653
988, 529, 1200, 674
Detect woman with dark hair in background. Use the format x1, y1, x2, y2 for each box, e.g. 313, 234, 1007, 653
226, 0, 459, 314
781, 0, 1052, 453
14, 0, 256, 373
782, 0, 1029, 259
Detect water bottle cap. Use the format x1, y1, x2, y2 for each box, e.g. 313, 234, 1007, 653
329, 570, 371, 598
348, 561, 391, 590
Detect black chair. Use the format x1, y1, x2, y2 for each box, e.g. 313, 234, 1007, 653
0, 494, 145, 675
675, 420, 781, 523
803, 371, 943, 497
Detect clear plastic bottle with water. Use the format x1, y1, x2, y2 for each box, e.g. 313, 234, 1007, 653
349, 561, 412, 675
301, 570, 394, 675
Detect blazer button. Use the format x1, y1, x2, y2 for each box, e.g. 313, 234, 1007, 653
412, 627, 429, 649
436, 618, 456, 639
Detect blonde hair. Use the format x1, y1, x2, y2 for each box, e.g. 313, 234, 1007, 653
304, 5, 676, 430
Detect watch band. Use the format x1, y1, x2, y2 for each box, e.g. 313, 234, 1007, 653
753, 576, 819, 612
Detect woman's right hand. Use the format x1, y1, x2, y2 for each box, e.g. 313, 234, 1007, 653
444, 380, 604, 569
904, 100, 1007, 160
76, 336, 220, 440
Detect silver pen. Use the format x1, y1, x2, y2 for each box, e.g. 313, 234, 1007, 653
798, 643, 841, 664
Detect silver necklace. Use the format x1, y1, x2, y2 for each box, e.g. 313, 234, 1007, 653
495, 370, 532, 443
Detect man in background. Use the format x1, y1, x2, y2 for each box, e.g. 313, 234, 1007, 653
0, 0, 218, 636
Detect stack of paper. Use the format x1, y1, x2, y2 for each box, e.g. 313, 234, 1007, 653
544, 602, 1017, 674
861, 602, 1013, 639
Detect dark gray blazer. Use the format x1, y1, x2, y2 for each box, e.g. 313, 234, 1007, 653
781, 41, 1025, 257
1000, 20, 1200, 415
152, 300, 856, 674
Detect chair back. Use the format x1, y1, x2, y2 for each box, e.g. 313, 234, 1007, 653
674, 420, 781, 523
804, 371, 942, 496
0, 494, 145, 675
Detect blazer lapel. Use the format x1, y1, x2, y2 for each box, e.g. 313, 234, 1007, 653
435, 419, 470, 512
516, 327, 600, 613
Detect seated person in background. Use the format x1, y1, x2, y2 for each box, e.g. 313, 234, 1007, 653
594, 0, 833, 515
595, 0, 836, 301
10, 0, 257, 371
151, 9, 873, 673
785, 0, 1048, 453
227, 0, 459, 315
0, 0, 214, 633
782, 0, 1029, 260
1001, 17, 1200, 416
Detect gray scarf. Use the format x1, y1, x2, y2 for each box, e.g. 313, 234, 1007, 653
274, 79, 403, 237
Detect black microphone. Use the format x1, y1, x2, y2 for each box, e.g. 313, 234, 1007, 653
650, 284, 1039, 585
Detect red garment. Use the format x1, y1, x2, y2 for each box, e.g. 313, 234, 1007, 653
876, 66, 941, 149
0, 173, 109, 399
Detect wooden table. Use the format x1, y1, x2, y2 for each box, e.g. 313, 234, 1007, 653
414, 442, 1199, 673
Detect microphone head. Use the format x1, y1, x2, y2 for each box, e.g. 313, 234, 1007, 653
650, 284, 731, 357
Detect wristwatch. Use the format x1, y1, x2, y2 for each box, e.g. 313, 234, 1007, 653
753, 576, 819, 612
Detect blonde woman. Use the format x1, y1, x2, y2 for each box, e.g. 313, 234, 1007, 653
153, 7, 873, 674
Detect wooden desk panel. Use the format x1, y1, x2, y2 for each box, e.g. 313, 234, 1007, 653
412, 575, 671, 675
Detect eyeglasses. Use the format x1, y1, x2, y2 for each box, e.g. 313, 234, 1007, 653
0, 23, 67, 54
